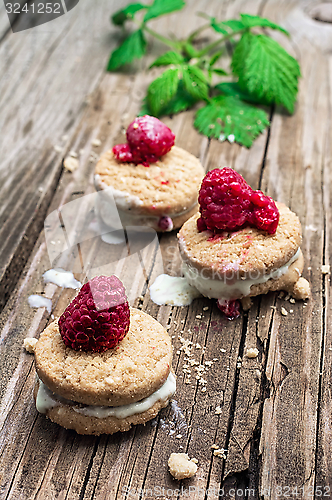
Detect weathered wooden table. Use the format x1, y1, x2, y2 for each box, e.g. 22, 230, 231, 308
1, 0, 332, 498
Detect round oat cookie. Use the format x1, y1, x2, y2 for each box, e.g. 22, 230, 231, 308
178, 203, 304, 299
33, 376, 174, 436
94, 146, 205, 231
34, 308, 172, 407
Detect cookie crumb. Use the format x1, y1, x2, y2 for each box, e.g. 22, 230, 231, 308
281, 307, 288, 316
215, 406, 222, 415
54, 145, 63, 153
168, 453, 198, 480
196, 315, 202, 319
241, 296, 252, 311
213, 448, 227, 459
322, 265, 330, 274
92, 138, 102, 147
63, 156, 79, 172
290, 277, 311, 300
69, 150, 78, 158
24, 338, 38, 353
246, 347, 259, 359
203, 306, 209, 311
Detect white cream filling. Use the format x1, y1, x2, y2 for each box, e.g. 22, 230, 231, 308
182, 248, 301, 300
94, 174, 196, 230
150, 274, 201, 306
43, 268, 82, 290
36, 372, 176, 420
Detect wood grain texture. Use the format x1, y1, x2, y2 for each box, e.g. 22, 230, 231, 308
0, 0, 129, 311
257, 1, 332, 498
1, 0, 331, 498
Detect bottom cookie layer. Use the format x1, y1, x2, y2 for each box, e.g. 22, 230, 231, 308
97, 196, 199, 233
34, 377, 175, 435
182, 250, 304, 300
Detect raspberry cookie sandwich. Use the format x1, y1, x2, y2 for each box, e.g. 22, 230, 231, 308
33, 275, 176, 435
178, 168, 310, 318
94, 115, 205, 232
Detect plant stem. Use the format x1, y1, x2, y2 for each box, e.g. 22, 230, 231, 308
197, 28, 248, 57
187, 23, 210, 43
143, 26, 181, 51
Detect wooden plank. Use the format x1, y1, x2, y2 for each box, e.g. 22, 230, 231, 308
0, 0, 27, 40
315, 54, 332, 492
0, 0, 129, 311
2, 0, 332, 497
257, 1, 332, 497
0, 2, 254, 498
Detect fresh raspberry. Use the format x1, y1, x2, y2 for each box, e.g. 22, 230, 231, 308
217, 299, 241, 319
197, 168, 279, 235
58, 275, 130, 353
113, 115, 175, 166
158, 216, 173, 232
112, 143, 133, 163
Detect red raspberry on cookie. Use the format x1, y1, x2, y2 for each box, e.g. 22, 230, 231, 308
58, 275, 130, 352
113, 115, 175, 166
197, 167, 279, 235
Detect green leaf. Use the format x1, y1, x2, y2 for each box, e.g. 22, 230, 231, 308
144, 0, 185, 22
210, 68, 228, 76
211, 18, 245, 34
232, 32, 300, 113
182, 65, 209, 100
138, 97, 152, 116
194, 95, 269, 148
240, 13, 289, 36
215, 82, 269, 105
107, 30, 147, 71
209, 49, 225, 67
231, 31, 252, 76
111, 3, 148, 26
183, 41, 198, 59
150, 51, 184, 68
147, 68, 180, 115
161, 81, 198, 115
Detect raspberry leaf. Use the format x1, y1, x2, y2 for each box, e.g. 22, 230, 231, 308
144, 0, 185, 22
210, 18, 246, 34
215, 82, 269, 105
232, 32, 300, 113
210, 68, 228, 76
194, 95, 269, 148
111, 3, 148, 26
160, 81, 198, 115
150, 51, 184, 68
147, 68, 180, 115
107, 29, 147, 70
182, 65, 209, 100
240, 13, 289, 36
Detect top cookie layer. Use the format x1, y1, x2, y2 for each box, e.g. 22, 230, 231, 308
34, 308, 172, 407
95, 146, 205, 216
178, 203, 302, 279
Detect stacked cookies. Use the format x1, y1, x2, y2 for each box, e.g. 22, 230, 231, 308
177, 167, 310, 317
94, 116, 205, 232
33, 276, 176, 435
